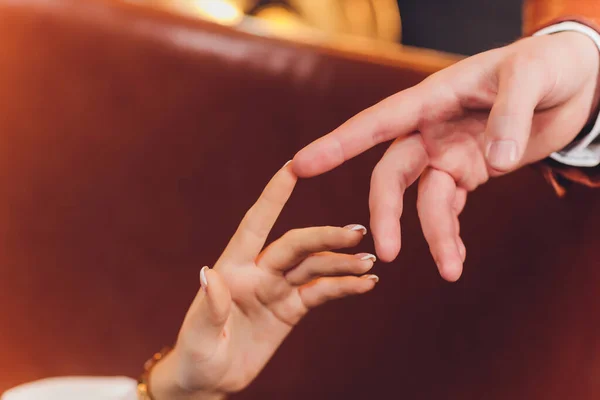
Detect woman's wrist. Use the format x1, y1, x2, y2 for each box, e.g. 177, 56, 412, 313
148, 349, 227, 400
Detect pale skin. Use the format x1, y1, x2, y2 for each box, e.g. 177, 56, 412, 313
149, 162, 379, 400
144, 31, 599, 399
293, 32, 600, 281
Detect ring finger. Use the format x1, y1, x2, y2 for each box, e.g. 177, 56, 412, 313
285, 251, 376, 286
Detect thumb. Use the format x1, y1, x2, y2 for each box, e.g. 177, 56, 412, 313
183, 266, 232, 343
485, 56, 545, 173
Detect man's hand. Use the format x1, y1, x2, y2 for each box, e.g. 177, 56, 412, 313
293, 31, 600, 281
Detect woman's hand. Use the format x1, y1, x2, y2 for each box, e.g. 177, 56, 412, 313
149, 162, 378, 399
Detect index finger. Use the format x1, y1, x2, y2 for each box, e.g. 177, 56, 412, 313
292, 85, 425, 177
222, 161, 298, 262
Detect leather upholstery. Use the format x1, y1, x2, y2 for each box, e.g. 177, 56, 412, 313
1, 1, 600, 399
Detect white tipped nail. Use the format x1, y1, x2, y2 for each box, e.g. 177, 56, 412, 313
358, 253, 377, 262
344, 224, 367, 235
283, 160, 292, 168
200, 266, 209, 290
363, 274, 379, 283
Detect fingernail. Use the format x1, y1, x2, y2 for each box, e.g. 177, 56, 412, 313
486, 140, 517, 171
200, 266, 209, 291
356, 253, 376, 262
283, 160, 292, 168
363, 274, 379, 283
344, 224, 367, 235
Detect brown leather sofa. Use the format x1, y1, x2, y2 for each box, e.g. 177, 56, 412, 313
1, 1, 599, 399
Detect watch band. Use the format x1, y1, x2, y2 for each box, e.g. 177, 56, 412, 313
137, 346, 172, 400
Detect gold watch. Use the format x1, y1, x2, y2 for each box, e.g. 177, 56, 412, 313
137, 347, 172, 400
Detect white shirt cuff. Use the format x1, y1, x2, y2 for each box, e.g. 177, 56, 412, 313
1, 377, 137, 400
534, 21, 600, 167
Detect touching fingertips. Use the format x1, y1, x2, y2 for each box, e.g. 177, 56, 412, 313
344, 224, 367, 235
355, 253, 377, 262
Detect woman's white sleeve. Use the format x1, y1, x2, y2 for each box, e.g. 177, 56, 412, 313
2, 377, 138, 400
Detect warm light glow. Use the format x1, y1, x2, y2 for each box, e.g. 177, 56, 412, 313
190, 0, 244, 25
254, 5, 305, 30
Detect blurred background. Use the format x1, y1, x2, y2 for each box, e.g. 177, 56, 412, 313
129, 0, 523, 54
4, 1, 600, 399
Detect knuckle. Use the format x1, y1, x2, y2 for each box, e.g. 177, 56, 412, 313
274, 235, 302, 261
241, 209, 268, 239
280, 229, 301, 245
368, 102, 396, 144
318, 226, 346, 246
285, 228, 302, 238
370, 160, 387, 184
300, 255, 322, 277
503, 51, 545, 81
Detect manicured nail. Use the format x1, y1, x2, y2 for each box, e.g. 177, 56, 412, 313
283, 160, 292, 168
200, 266, 209, 291
344, 224, 367, 235
486, 140, 517, 171
363, 274, 379, 283
356, 253, 376, 262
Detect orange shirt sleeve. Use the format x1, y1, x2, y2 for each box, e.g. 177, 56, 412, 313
523, 0, 600, 195
523, 0, 600, 33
